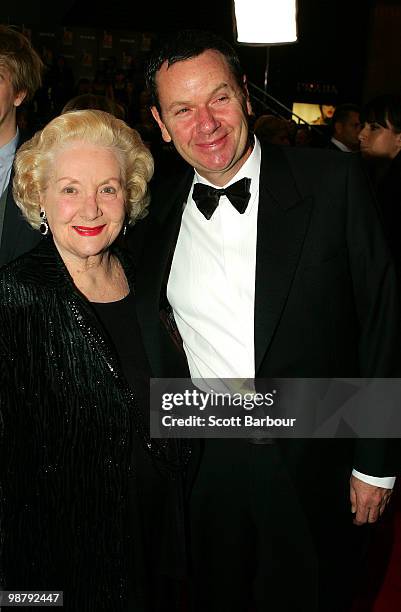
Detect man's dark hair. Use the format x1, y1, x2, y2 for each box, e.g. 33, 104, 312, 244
145, 30, 245, 113
330, 103, 360, 134
361, 94, 401, 133
331, 103, 360, 125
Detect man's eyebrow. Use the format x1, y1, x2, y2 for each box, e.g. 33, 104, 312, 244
209, 82, 231, 96
166, 83, 232, 111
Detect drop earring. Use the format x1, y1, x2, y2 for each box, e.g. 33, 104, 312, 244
39, 210, 49, 236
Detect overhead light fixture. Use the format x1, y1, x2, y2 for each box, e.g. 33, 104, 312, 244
234, 0, 298, 45
233, 0, 298, 92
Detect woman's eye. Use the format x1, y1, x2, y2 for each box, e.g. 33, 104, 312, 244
100, 186, 116, 194
62, 187, 76, 194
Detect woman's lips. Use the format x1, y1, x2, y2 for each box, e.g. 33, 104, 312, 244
72, 225, 106, 236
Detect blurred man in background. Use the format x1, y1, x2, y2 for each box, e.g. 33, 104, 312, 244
328, 103, 361, 152
0, 25, 43, 266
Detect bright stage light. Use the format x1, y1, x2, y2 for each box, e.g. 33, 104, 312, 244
234, 0, 298, 45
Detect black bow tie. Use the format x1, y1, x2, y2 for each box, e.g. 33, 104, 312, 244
192, 177, 252, 220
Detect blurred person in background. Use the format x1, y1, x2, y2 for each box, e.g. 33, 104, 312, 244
0, 24, 43, 266
62, 92, 125, 119
254, 114, 291, 146
328, 103, 361, 152
359, 94, 401, 280
294, 123, 314, 147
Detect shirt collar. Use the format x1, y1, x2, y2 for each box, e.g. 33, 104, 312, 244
0, 127, 19, 163
331, 136, 352, 153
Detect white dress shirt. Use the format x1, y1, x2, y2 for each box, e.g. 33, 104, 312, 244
168, 138, 260, 379
167, 136, 394, 489
0, 129, 19, 248
0, 128, 19, 198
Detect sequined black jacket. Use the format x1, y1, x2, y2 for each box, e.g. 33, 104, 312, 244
0, 238, 185, 611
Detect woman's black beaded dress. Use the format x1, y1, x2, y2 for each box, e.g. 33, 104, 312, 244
0, 240, 185, 611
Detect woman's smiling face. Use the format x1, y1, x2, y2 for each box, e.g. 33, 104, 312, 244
40, 141, 126, 265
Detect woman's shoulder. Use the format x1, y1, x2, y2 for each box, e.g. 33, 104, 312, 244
0, 240, 64, 306
0, 256, 35, 308
0, 249, 32, 285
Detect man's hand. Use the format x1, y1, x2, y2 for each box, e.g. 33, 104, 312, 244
350, 475, 392, 525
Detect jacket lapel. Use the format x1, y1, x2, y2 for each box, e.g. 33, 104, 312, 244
254, 145, 313, 373
134, 169, 193, 375
0, 131, 42, 267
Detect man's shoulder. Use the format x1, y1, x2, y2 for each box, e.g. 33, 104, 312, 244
258, 144, 371, 210
0, 254, 32, 307
261, 143, 359, 185
0, 241, 40, 287
263, 142, 349, 165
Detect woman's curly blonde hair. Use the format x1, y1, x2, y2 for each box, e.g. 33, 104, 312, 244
13, 109, 154, 229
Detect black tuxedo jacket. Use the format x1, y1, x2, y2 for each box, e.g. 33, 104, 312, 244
131, 143, 401, 485
0, 132, 42, 268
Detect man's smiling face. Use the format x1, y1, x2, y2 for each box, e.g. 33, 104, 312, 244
151, 49, 253, 187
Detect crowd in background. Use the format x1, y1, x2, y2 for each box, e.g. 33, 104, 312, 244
16, 49, 400, 177
6, 24, 401, 328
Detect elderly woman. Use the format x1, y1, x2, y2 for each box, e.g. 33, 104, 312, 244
0, 110, 184, 611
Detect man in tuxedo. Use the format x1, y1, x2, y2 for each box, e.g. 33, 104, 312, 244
132, 30, 400, 611
0, 25, 43, 267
